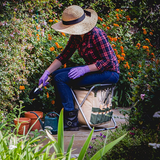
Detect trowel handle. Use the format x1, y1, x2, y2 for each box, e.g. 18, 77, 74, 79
38, 77, 50, 89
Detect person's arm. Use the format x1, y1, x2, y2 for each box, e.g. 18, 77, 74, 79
88, 63, 99, 72
46, 59, 62, 74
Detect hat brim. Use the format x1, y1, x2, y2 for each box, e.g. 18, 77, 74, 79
51, 9, 98, 35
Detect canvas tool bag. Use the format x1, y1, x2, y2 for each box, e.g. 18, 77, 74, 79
74, 87, 113, 127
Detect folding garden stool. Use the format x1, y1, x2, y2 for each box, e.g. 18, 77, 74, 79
71, 84, 117, 132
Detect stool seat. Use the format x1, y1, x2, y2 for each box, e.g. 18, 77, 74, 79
71, 83, 117, 132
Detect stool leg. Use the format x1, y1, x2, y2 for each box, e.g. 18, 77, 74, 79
71, 85, 117, 132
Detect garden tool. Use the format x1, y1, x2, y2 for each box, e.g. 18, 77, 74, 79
29, 77, 50, 99
30, 111, 59, 135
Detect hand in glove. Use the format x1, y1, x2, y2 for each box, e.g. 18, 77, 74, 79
68, 66, 90, 79
39, 70, 50, 86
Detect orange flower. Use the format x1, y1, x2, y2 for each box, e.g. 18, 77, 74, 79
55, 42, 60, 48
113, 23, 119, 27
145, 38, 150, 43
128, 72, 131, 76
44, 86, 47, 89
120, 46, 124, 53
61, 32, 66, 36
64, 63, 66, 68
50, 47, 55, 51
36, 25, 40, 30
120, 56, 124, 61
149, 32, 153, 35
136, 43, 141, 49
117, 54, 121, 60
118, 60, 120, 64
47, 92, 49, 98
102, 24, 106, 27
116, 9, 119, 12
142, 46, 149, 50
121, 53, 125, 57
143, 29, 147, 35
51, 100, 55, 104
19, 85, 25, 90
124, 62, 130, 69
48, 19, 53, 22
139, 64, 141, 68
126, 15, 131, 21
48, 34, 52, 40
98, 16, 103, 21
151, 52, 154, 56
113, 37, 117, 42
55, 20, 58, 23
107, 26, 110, 30
112, 44, 116, 48
114, 48, 118, 54
36, 34, 40, 41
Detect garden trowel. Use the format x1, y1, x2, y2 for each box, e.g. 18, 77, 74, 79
29, 77, 50, 99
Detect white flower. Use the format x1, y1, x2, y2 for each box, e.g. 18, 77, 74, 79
9, 145, 17, 150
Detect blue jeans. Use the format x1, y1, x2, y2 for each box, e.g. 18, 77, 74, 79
51, 67, 119, 111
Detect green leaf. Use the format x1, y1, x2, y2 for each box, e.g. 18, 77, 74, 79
66, 135, 74, 160
78, 128, 94, 160
90, 133, 127, 160
57, 109, 64, 155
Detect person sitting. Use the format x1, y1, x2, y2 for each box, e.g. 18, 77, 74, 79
39, 5, 120, 131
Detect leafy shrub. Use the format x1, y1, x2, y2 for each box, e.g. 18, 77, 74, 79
128, 59, 160, 129
85, 126, 160, 160
0, 0, 159, 114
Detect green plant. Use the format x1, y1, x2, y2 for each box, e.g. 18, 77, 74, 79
45, 109, 127, 160
85, 125, 160, 160
128, 59, 160, 129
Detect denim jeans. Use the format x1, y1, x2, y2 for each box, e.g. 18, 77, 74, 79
51, 66, 119, 111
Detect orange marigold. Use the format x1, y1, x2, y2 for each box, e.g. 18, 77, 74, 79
120, 56, 124, 61
61, 32, 66, 36
55, 42, 60, 48
149, 32, 153, 35
126, 15, 131, 21
142, 46, 149, 50
112, 44, 116, 48
113, 37, 117, 42
102, 24, 106, 27
145, 38, 150, 43
50, 47, 55, 51
98, 16, 103, 21
19, 85, 25, 90
113, 23, 119, 27
64, 63, 67, 68
120, 46, 124, 53
136, 43, 141, 49
121, 53, 125, 57
107, 26, 110, 30
48, 19, 53, 22
51, 100, 55, 104
48, 34, 52, 40
143, 29, 147, 35
116, 9, 119, 12
47, 92, 49, 98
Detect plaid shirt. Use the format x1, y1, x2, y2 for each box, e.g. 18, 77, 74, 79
56, 27, 120, 73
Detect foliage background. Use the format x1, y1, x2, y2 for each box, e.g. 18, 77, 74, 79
0, 0, 160, 116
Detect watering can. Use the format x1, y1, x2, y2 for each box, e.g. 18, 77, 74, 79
30, 111, 59, 135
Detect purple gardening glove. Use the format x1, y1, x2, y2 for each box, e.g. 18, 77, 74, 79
39, 70, 50, 86
68, 66, 90, 79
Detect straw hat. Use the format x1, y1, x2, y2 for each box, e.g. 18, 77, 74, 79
51, 5, 98, 35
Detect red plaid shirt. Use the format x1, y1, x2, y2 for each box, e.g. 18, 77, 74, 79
56, 27, 120, 73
